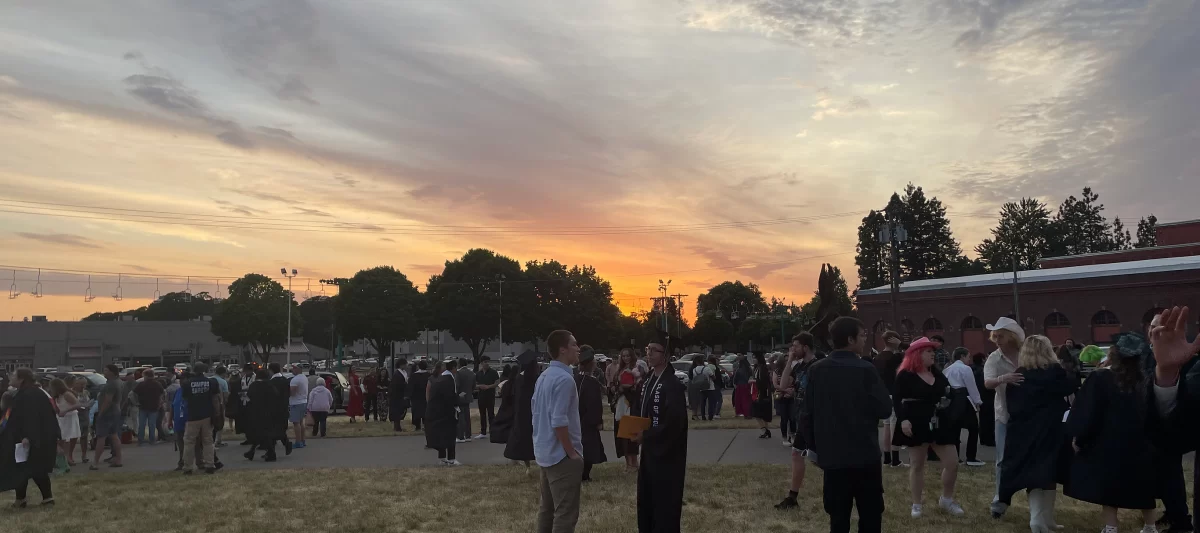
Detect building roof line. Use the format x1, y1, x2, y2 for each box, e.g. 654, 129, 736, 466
1038, 242, 1200, 263
858, 254, 1200, 296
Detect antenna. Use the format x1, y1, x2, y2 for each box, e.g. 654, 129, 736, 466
215, 279, 223, 300
113, 273, 123, 301
182, 276, 192, 303
319, 282, 326, 297
85, 275, 95, 302
7, 270, 19, 299
304, 280, 312, 300
153, 278, 161, 302
33, 269, 43, 298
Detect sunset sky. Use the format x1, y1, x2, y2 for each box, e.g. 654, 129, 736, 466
1, 1, 1197, 321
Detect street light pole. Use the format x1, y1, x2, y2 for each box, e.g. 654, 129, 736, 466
281, 268, 297, 366
878, 221, 907, 330
497, 274, 505, 358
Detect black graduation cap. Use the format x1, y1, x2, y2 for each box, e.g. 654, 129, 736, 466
517, 349, 538, 366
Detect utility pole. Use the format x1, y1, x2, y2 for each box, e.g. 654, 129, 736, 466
672, 293, 688, 347
1012, 254, 1021, 324
281, 268, 297, 366
658, 279, 672, 354
497, 274, 505, 358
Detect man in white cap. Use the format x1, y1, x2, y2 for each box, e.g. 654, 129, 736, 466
982, 317, 1026, 511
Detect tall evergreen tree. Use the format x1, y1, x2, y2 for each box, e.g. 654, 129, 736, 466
975, 198, 1055, 272
1135, 215, 1158, 248
854, 210, 890, 290
890, 184, 964, 281
1109, 217, 1132, 250
1049, 187, 1113, 256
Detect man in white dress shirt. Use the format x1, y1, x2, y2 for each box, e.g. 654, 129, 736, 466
944, 347, 984, 467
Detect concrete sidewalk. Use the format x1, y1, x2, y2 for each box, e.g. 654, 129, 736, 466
88, 428, 1000, 473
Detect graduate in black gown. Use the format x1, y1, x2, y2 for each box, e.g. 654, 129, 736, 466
407, 361, 430, 431
635, 341, 688, 533
1, 369, 59, 505
426, 359, 462, 465
389, 360, 408, 432
503, 350, 540, 468
490, 365, 519, 444
574, 346, 608, 481
243, 370, 280, 461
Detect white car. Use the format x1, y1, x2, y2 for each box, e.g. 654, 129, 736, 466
669, 361, 692, 387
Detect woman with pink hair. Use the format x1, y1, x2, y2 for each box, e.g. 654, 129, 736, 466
893, 337, 965, 519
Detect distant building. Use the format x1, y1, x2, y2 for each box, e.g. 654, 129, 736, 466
857, 219, 1200, 355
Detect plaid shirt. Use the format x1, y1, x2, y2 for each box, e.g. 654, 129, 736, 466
934, 349, 953, 371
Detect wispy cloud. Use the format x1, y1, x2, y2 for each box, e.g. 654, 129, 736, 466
16, 232, 102, 249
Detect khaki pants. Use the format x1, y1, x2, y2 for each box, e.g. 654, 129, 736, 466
538, 456, 584, 533
183, 418, 215, 472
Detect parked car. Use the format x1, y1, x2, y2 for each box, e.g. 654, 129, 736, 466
317, 371, 351, 413
669, 360, 692, 387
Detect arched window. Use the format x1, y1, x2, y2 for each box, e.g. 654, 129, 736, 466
961, 316, 984, 330
1092, 310, 1120, 326
900, 319, 916, 333
922, 317, 943, 332
1044, 312, 1071, 328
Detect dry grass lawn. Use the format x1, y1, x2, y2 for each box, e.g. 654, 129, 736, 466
5, 461, 1191, 533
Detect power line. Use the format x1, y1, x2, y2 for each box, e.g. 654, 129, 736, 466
0, 199, 867, 236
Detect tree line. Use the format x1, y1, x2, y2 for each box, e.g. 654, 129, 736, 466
854, 185, 1158, 290
85, 249, 682, 364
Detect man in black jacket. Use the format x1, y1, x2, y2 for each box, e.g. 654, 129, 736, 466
267, 363, 292, 456
802, 317, 893, 533
634, 341, 688, 533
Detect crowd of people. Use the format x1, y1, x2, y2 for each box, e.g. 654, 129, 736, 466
2, 306, 1198, 533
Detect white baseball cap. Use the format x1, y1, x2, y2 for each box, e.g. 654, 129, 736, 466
986, 316, 1026, 342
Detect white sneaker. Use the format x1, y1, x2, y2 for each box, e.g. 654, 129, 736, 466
939, 497, 965, 516
455, 438, 469, 444
473, 434, 487, 440
1101, 526, 1119, 533
965, 460, 986, 467
911, 504, 923, 518
445, 460, 462, 467
782, 439, 792, 447
1140, 526, 1160, 533
713, 415, 721, 419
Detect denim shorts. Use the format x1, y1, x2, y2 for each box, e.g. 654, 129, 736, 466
289, 403, 308, 423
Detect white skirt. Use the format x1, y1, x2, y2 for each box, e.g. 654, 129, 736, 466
58, 411, 81, 440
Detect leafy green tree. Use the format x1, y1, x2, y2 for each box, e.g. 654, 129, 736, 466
211, 274, 300, 362
82, 291, 216, 321
1136, 215, 1158, 248
855, 210, 890, 290
695, 281, 769, 323
298, 295, 336, 350
334, 266, 424, 365
690, 311, 735, 348
523, 260, 623, 349
427, 249, 524, 364
975, 198, 1055, 272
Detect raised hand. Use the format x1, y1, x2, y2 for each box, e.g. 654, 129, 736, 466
1150, 306, 1200, 386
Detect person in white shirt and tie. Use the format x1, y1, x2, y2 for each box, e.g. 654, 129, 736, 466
944, 347, 985, 467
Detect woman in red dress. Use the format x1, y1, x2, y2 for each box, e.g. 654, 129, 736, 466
346, 370, 364, 423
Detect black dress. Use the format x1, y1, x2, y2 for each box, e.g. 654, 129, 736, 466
751, 366, 774, 422
425, 374, 459, 451
503, 364, 540, 462
1065, 369, 1156, 510
892, 370, 956, 447
999, 366, 1077, 504
489, 380, 515, 444
389, 370, 408, 423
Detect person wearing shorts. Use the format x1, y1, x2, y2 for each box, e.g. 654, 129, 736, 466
91, 365, 125, 469
775, 333, 818, 511
287, 366, 309, 449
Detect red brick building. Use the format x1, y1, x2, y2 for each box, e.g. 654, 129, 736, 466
856, 219, 1200, 355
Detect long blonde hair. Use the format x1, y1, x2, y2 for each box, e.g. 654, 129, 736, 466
1018, 335, 1058, 370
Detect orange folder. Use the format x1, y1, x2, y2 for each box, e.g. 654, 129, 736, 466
616, 416, 651, 439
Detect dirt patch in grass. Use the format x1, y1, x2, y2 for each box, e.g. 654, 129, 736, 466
6, 461, 1190, 533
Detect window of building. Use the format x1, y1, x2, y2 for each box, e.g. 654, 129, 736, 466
922, 317, 944, 332
1092, 310, 1120, 326
961, 316, 984, 330
1045, 312, 1071, 328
